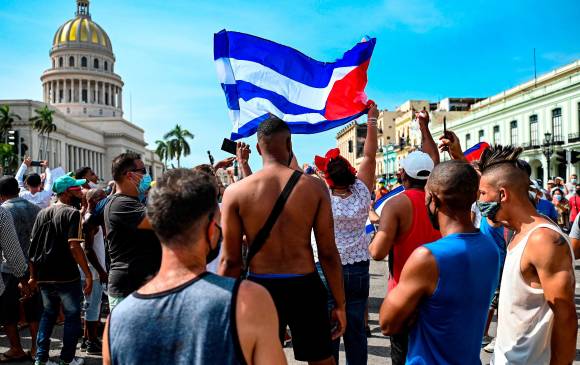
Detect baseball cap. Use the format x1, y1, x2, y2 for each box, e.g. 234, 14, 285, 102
529, 178, 541, 192
400, 151, 434, 180
53, 175, 86, 194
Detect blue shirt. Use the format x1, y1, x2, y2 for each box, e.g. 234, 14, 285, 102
407, 232, 500, 365
536, 198, 558, 222
479, 218, 506, 268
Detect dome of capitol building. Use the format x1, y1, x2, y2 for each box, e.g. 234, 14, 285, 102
1, 0, 164, 181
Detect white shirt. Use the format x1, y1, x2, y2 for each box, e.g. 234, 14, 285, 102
15, 163, 54, 209
471, 202, 482, 228
493, 223, 574, 364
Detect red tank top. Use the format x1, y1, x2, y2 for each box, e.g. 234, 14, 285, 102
388, 189, 441, 291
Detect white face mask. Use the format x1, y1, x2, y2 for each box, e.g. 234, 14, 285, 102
88, 182, 99, 189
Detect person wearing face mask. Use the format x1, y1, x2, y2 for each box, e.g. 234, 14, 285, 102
28, 175, 92, 365
103, 168, 286, 365
476, 146, 577, 365
104, 152, 160, 310
569, 183, 580, 227
379, 160, 500, 364
551, 188, 570, 231
74, 166, 100, 189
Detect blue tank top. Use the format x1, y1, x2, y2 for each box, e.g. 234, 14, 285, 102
479, 218, 506, 268
407, 232, 500, 365
108, 272, 246, 365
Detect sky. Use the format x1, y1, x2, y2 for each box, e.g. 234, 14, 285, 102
0, 0, 579, 169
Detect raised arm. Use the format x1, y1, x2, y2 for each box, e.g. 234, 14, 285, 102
313, 182, 346, 339
527, 229, 576, 365
42, 160, 53, 192
15, 158, 30, 189
236, 142, 253, 178
219, 185, 244, 278
379, 247, 438, 335
438, 130, 467, 162
357, 103, 379, 192
369, 196, 403, 260
416, 109, 440, 165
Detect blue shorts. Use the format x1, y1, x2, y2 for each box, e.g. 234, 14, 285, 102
82, 279, 103, 322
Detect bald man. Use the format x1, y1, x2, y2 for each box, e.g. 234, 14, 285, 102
379, 160, 500, 364
476, 146, 576, 365
219, 116, 345, 365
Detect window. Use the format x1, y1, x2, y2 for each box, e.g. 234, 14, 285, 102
530, 115, 538, 145
94, 58, 99, 69
59, 57, 63, 67
81, 56, 87, 67
493, 126, 500, 144
552, 108, 562, 141
510, 120, 518, 145
104, 61, 108, 71
52, 59, 55, 68
82, 89, 88, 103
69, 56, 74, 67
465, 133, 471, 147
478, 129, 484, 142
348, 140, 353, 153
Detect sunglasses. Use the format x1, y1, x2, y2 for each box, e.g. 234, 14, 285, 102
130, 168, 148, 175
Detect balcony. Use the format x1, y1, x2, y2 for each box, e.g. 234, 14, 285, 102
569, 132, 580, 143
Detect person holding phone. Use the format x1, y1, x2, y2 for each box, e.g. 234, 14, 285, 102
15, 157, 54, 209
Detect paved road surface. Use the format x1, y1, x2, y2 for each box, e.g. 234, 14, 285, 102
2, 260, 580, 364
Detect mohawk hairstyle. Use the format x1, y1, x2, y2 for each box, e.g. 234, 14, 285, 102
477, 145, 524, 174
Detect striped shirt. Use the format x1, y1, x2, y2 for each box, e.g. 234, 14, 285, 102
0, 206, 27, 295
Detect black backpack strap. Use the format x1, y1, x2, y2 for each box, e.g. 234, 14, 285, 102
243, 170, 302, 278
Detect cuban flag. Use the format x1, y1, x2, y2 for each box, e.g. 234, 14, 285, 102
214, 30, 376, 140
464, 142, 490, 162
365, 185, 405, 234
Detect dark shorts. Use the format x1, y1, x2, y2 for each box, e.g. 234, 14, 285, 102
0, 273, 19, 325
0, 273, 43, 325
248, 271, 333, 362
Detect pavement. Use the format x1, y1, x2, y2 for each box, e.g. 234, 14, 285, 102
2, 260, 580, 364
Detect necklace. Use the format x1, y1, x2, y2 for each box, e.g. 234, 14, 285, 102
332, 189, 351, 197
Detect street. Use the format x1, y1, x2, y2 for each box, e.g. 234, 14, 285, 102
2, 260, 580, 364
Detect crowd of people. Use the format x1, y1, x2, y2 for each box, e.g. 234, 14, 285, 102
0, 104, 579, 365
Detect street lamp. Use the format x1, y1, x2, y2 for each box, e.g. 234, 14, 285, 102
542, 132, 554, 180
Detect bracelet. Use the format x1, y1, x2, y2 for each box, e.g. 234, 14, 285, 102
368, 117, 378, 122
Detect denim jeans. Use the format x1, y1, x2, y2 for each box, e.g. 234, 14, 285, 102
36, 281, 83, 363
317, 260, 370, 365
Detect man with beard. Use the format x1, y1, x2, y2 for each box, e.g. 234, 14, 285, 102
29, 175, 92, 365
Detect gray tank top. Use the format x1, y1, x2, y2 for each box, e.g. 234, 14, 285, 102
108, 272, 246, 365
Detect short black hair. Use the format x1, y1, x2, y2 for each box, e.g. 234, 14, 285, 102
111, 152, 141, 182
75, 167, 92, 179
428, 160, 479, 211
0, 176, 19, 197
25, 173, 41, 188
405, 174, 427, 189
256, 114, 290, 141
147, 169, 218, 246
327, 159, 356, 187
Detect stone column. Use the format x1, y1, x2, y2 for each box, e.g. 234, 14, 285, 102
100, 82, 104, 105
118, 88, 123, 110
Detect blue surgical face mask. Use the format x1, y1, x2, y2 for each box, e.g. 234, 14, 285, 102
477, 192, 502, 222
554, 195, 562, 202
137, 174, 152, 203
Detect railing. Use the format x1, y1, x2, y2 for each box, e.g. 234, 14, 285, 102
553, 135, 565, 145
569, 132, 580, 143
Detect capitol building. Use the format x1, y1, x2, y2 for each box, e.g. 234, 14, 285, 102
1, 0, 164, 180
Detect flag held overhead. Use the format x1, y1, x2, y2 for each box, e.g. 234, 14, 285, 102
214, 30, 376, 140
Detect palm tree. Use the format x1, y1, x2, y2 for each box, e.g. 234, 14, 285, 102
163, 124, 194, 168
30, 106, 56, 160
0, 105, 21, 143
155, 139, 170, 168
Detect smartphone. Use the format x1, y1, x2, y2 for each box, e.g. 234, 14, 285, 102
221, 138, 237, 155
30, 161, 43, 167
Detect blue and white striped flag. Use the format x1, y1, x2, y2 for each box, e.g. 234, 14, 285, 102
365, 185, 405, 234
214, 30, 376, 140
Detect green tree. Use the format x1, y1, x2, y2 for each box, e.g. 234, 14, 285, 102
0, 105, 21, 143
163, 124, 194, 168
154, 139, 170, 168
30, 105, 57, 160
0, 143, 18, 175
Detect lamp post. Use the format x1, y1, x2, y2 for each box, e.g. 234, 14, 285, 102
542, 132, 554, 180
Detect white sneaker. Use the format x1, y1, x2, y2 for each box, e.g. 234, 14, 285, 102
484, 338, 496, 353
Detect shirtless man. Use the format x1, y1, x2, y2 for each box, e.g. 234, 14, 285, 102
477, 146, 577, 365
220, 116, 346, 365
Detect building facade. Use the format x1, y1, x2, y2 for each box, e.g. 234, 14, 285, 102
432, 60, 580, 182
1, 0, 164, 180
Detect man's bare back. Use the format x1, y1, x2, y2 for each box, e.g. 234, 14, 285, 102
220, 164, 331, 275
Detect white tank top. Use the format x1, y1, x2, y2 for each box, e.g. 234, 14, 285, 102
492, 223, 574, 365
